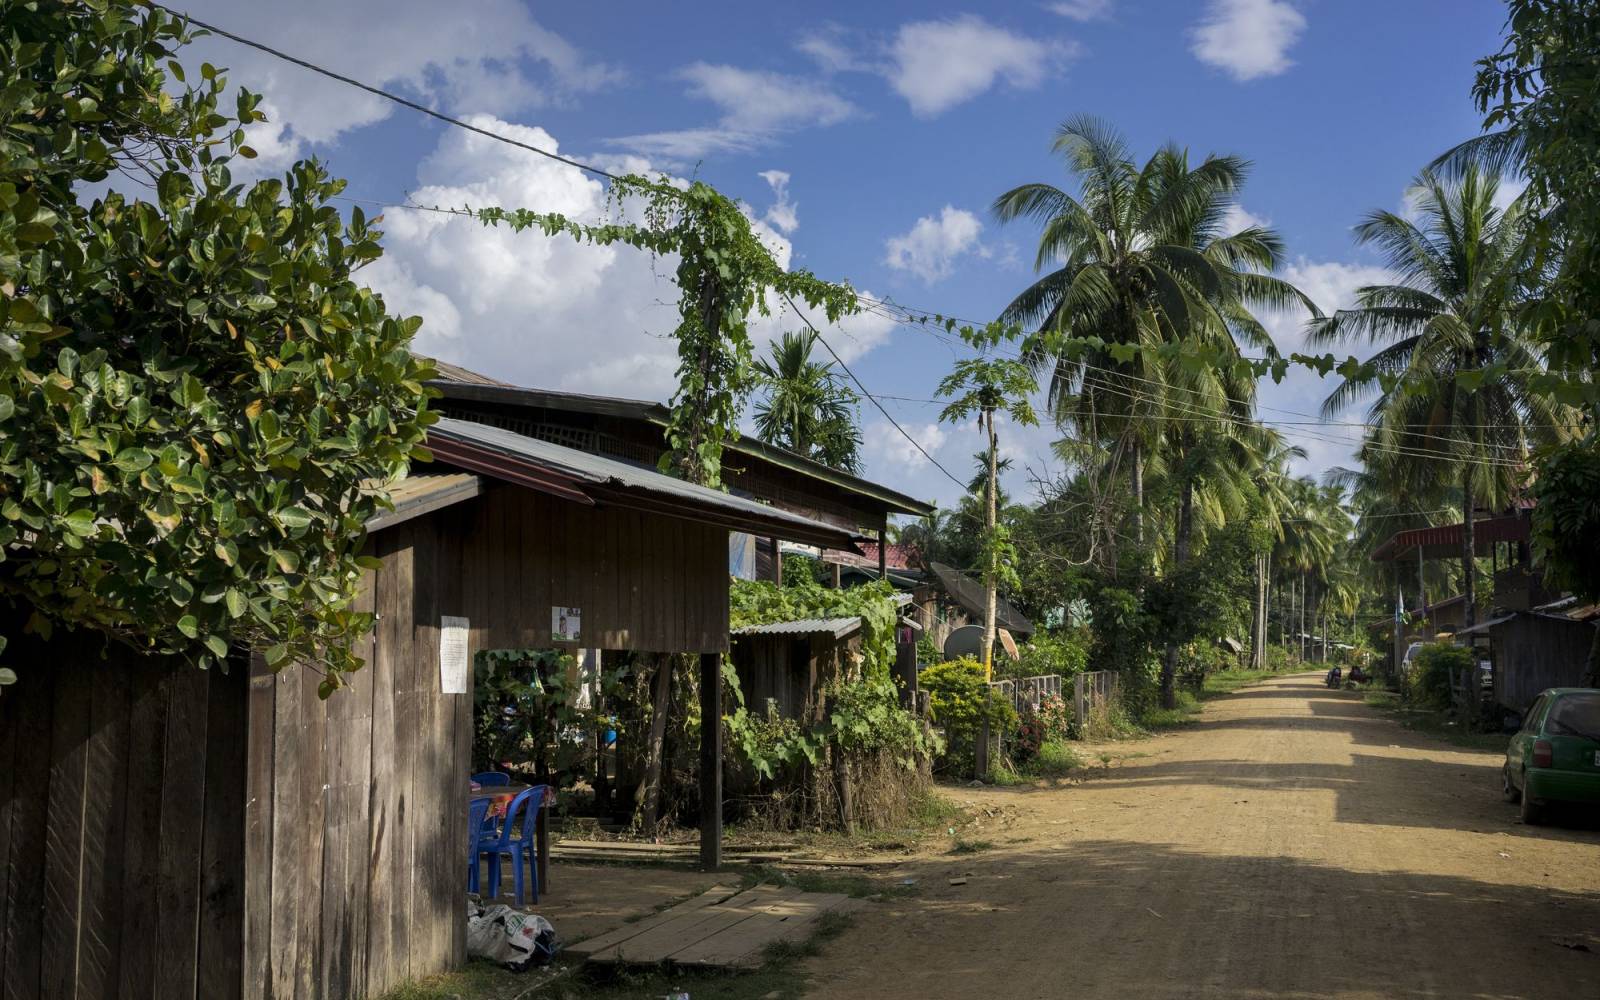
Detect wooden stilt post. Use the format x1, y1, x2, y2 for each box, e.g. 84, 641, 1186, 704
699, 651, 723, 871
771, 536, 782, 585
878, 515, 889, 582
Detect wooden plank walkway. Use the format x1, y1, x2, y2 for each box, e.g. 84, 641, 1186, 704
567, 884, 862, 969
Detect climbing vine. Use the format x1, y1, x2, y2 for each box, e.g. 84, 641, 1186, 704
475, 178, 858, 486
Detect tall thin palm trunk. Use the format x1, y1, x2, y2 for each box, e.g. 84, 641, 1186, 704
982, 408, 999, 678
1461, 465, 1477, 630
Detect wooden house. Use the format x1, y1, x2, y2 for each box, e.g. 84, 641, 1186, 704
423, 362, 934, 583
1457, 598, 1600, 713
0, 417, 860, 1000
729, 617, 867, 721
911, 561, 1034, 655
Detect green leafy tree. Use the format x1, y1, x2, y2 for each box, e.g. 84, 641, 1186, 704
936, 348, 1039, 676
993, 115, 1315, 557
1457, 3, 1600, 683
750, 330, 863, 472
0, 1, 434, 692
1309, 167, 1574, 629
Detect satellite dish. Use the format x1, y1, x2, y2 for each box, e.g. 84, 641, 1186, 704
943, 625, 986, 662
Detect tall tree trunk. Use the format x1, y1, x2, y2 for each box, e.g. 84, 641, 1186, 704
1299, 574, 1308, 663
1160, 474, 1195, 709
982, 409, 998, 679
636, 653, 674, 831
1130, 437, 1145, 552
1461, 465, 1477, 629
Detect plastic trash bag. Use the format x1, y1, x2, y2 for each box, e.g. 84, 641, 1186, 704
466, 898, 560, 972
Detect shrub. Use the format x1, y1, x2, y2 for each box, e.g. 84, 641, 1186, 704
1408, 642, 1473, 710
920, 657, 1017, 774
1016, 693, 1073, 759
1003, 628, 1090, 682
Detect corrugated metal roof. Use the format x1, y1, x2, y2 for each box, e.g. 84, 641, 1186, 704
1372, 515, 1531, 562
732, 617, 862, 639
366, 472, 482, 533
428, 417, 864, 549
1454, 613, 1518, 637
927, 561, 1033, 636
420, 356, 511, 386
427, 378, 935, 516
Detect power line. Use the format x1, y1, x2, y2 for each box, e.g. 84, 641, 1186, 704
153, 4, 630, 184
778, 292, 967, 492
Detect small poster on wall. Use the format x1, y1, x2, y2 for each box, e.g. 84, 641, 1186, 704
552, 606, 581, 643
439, 616, 469, 694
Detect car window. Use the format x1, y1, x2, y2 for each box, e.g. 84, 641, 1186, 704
1523, 696, 1547, 733
1547, 694, 1600, 738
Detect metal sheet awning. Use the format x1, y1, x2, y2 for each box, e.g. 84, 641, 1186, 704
427, 417, 866, 550
733, 617, 862, 639
1454, 613, 1518, 637
1372, 515, 1530, 562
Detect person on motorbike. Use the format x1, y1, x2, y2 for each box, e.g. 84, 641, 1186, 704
1325, 665, 1342, 688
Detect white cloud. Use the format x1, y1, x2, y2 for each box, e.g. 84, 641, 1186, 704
884, 206, 987, 283
867, 420, 949, 472
796, 25, 874, 74
888, 15, 1071, 117
1220, 202, 1270, 235
365, 118, 890, 402
1047, 0, 1115, 21
1254, 257, 1396, 476
179, 0, 619, 169
1189, 0, 1307, 82
609, 63, 857, 159
758, 170, 799, 234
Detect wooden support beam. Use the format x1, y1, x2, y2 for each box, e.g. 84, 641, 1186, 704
878, 515, 888, 581
770, 537, 782, 585
699, 652, 723, 871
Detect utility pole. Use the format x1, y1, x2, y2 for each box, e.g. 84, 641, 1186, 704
982, 404, 998, 680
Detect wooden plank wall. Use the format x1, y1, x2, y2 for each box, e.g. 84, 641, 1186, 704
244, 516, 471, 1000
0, 627, 246, 1000
4, 482, 734, 1000
468, 485, 730, 654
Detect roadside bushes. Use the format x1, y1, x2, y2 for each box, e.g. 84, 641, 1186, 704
921, 657, 1018, 775
1003, 627, 1090, 682
1408, 642, 1473, 710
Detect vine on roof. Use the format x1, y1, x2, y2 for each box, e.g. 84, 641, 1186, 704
475, 177, 858, 487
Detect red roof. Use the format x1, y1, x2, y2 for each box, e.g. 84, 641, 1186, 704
1372, 514, 1531, 563
825, 541, 921, 571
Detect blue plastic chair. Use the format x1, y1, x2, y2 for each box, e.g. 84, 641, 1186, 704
472, 771, 511, 786
480, 785, 545, 906
466, 797, 492, 895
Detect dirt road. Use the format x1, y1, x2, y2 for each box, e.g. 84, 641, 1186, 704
803, 673, 1600, 999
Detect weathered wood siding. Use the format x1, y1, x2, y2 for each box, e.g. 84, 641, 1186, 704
1492, 615, 1597, 712
0, 631, 246, 1000
242, 483, 730, 999
2, 481, 733, 1000
465, 485, 729, 654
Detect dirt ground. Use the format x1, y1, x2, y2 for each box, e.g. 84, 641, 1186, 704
801, 673, 1600, 1000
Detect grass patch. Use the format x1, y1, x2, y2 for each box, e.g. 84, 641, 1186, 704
1201, 669, 1277, 696
1137, 670, 1280, 730
1363, 695, 1511, 753
948, 838, 994, 855
1139, 690, 1202, 729
741, 866, 914, 900
1025, 741, 1083, 777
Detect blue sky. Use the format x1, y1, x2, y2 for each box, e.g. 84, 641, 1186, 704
178, 0, 1513, 510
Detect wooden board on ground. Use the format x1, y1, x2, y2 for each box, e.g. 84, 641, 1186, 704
568, 884, 862, 969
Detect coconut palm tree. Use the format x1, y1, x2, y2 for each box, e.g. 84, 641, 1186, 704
992, 115, 1318, 558
750, 330, 863, 473
1309, 165, 1575, 628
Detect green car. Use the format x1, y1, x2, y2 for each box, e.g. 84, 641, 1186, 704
1503, 688, 1600, 825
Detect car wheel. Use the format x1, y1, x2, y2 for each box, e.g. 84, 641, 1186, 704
1502, 766, 1521, 804
1519, 776, 1544, 825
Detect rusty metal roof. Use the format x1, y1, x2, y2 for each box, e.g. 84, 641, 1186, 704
366, 472, 482, 533
732, 617, 863, 639
1371, 514, 1531, 562
427, 417, 865, 550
